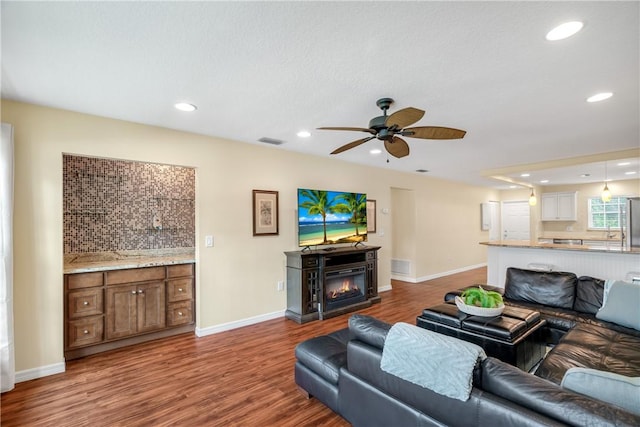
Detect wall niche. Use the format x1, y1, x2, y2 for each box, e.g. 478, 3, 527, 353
63, 154, 195, 254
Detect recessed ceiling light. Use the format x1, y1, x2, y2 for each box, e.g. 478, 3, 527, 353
509, 185, 517, 189
546, 21, 584, 41
617, 162, 631, 166
540, 180, 549, 183
415, 169, 429, 173
586, 92, 613, 103
370, 148, 382, 155
625, 171, 637, 175
520, 173, 530, 177
174, 102, 197, 112
297, 130, 311, 138
581, 173, 590, 178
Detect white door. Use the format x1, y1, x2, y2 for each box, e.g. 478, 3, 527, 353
502, 201, 530, 240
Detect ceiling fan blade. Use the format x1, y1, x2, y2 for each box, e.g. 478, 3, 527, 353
384, 136, 410, 158
330, 136, 375, 155
318, 126, 376, 135
402, 126, 466, 140
385, 107, 425, 129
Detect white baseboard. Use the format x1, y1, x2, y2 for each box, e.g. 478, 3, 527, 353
378, 284, 393, 293
195, 310, 286, 337
16, 362, 65, 383
391, 263, 487, 284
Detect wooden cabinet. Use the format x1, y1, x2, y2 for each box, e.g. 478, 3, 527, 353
64, 262, 195, 360
541, 192, 577, 221
105, 281, 165, 339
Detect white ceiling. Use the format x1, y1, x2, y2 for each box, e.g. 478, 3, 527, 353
2, 1, 639, 189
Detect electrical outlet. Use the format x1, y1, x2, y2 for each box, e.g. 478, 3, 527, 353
277, 281, 284, 291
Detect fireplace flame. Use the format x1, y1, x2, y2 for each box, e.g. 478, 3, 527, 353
329, 279, 359, 299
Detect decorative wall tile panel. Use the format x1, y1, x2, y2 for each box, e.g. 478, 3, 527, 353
63, 155, 195, 254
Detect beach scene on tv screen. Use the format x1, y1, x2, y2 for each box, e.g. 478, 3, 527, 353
298, 189, 367, 246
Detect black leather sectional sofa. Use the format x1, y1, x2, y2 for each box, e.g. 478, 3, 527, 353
294, 267, 640, 426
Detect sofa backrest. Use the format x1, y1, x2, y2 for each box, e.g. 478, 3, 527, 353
348, 313, 391, 349
480, 357, 640, 426
504, 267, 577, 309
573, 276, 605, 314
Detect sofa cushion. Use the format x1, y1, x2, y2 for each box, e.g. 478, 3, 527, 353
596, 280, 640, 331
561, 368, 640, 416
504, 267, 577, 309
573, 276, 604, 314
535, 323, 640, 385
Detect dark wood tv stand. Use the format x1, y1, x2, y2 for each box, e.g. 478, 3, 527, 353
284, 246, 381, 323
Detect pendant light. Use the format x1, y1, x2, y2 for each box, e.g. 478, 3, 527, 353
601, 162, 612, 202
529, 188, 537, 206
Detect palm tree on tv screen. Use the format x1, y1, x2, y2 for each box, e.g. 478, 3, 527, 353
299, 189, 343, 243
337, 193, 366, 236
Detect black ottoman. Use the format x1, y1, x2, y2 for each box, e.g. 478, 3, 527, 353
417, 303, 546, 372
294, 328, 349, 412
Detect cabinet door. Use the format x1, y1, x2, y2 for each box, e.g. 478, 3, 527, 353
106, 285, 138, 339
137, 281, 166, 333
556, 192, 577, 220
541, 194, 558, 220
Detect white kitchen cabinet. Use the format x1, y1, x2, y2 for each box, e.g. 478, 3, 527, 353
541, 192, 577, 221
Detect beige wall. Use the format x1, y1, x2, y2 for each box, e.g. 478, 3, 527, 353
2, 100, 495, 373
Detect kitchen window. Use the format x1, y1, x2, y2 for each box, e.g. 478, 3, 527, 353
588, 196, 627, 230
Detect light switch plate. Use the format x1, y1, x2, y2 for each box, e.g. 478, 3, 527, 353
205, 235, 214, 247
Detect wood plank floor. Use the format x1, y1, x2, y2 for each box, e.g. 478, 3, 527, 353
1, 267, 486, 427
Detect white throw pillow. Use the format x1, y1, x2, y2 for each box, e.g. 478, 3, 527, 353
596, 280, 640, 331
561, 368, 640, 415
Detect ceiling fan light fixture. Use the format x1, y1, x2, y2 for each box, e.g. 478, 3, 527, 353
587, 92, 613, 103
174, 102, 197, 112
546, 21, 584, 41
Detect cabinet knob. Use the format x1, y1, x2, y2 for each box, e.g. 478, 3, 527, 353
83, 301, 89, 306
83, 330, 89, 334
177, 311, 183, 316
178, 288, 183, 292
131, 290, 137, 295
137, 289, 144, 294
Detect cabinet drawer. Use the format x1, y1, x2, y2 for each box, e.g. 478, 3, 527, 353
167, 263, 194, 278
67, 272, 103, 290
67, 315, 104, 348
167, 301, 193, 326
167, 278, 193, 302
106, 266, 165, 285
68, 288, 103, 318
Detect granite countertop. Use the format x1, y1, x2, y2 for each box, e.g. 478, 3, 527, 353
480, 240, 640, 254
64, 248, 196, 274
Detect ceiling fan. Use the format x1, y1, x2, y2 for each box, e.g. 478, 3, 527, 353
318, 98, 466, 158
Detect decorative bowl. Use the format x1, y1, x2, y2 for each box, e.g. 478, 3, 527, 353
455, 296, 504, 317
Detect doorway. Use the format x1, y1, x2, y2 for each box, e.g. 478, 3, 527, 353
501, 201, 530, 240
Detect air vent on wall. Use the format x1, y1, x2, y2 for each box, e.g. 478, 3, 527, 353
258, 137, 285, 145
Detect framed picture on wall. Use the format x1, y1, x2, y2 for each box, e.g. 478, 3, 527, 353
253, 190, 279, 236
366, 199, 376, 233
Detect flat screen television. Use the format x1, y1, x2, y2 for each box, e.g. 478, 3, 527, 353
297, 188, 367, 248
